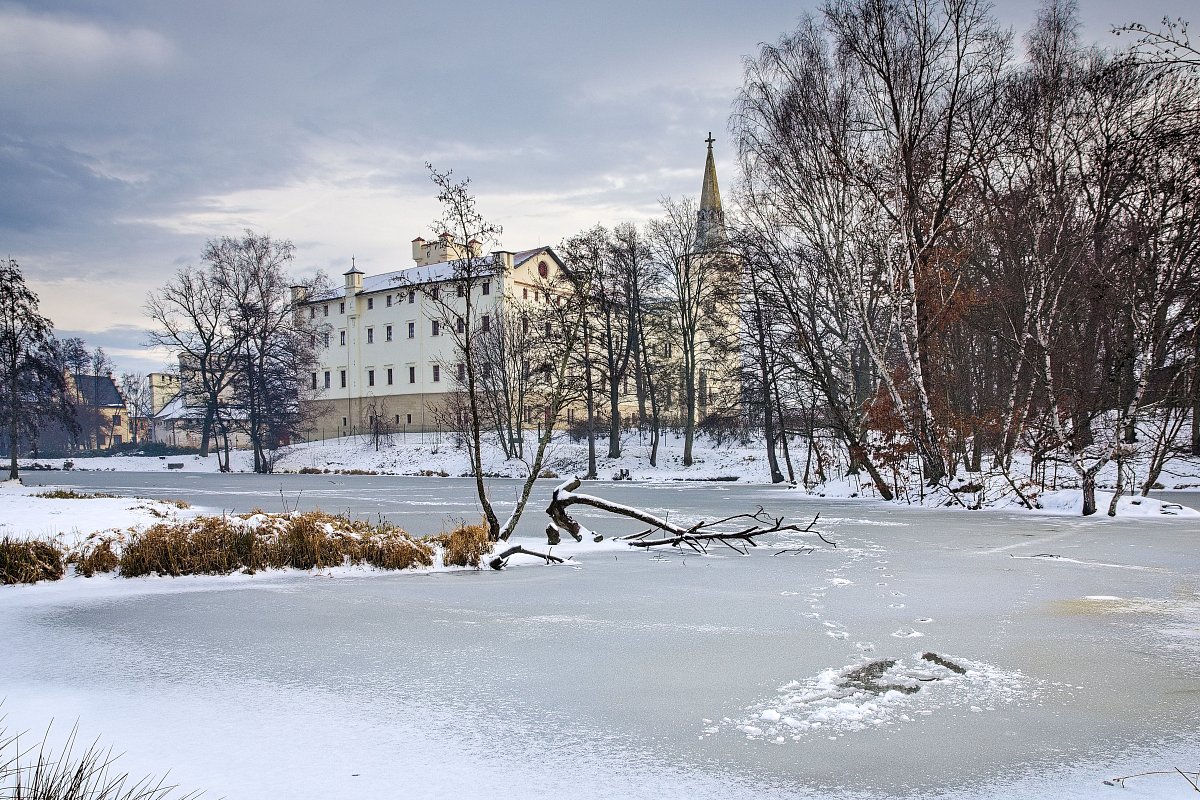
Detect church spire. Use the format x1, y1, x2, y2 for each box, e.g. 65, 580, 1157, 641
696, 132, 725, 249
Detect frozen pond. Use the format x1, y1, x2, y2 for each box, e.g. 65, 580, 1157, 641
4, 473, 1199, 798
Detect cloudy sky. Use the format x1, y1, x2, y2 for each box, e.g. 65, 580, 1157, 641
2, 0, 1188, 374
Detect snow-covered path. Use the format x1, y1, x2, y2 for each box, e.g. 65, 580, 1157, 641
3, 480, 1198, 798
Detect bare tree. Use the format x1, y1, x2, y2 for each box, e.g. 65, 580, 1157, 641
119, 373, 153, 446
208, 231, 325, 473
646, 197, 738, 466
146, 266, 240, 458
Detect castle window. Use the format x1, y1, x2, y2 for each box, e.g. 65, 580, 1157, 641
408, 322, 415, 339
482, 280, 491, 295
538, 260, 549, 278
311, 373, 318, 390
324, 371, 330, 389
368, 370, 375, 387
386, 294, 393, 307
340, 370, 346, 388
408, 291, 415, 304
432, 320, 440, 336
340, 330, 346, 346
367, 298, 374, 310
339, 302, 345, 314
481, 315, 490, 333
432, 364, 440, 382
408, 366, 416, 384
386, 325, 393, 342
366, 327, 374, 344
387, 368, 393, 385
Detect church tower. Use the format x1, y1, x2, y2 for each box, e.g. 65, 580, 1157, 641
695, 132, 726, 250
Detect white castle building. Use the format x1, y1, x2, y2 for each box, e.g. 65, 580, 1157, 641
298, 237, 566, 437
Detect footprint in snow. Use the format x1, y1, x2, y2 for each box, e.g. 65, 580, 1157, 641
891, 628, 925, 638
856, 641, 875, 651
826, 630, 850, 639
889, 603, 907, 609
914, 617, 934, 624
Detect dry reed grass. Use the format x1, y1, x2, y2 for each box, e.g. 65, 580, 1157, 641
70, 536, 122, 578
1, 722, 199, 799
3, 510, 485, 584
35, 490, 116, 500
0, 537, 65, 584
432, 523, 491, 568
117, 511, 436, 577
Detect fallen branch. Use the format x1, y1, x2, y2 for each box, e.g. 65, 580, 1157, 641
544, 478, 833, 553
489, 545, 568, 571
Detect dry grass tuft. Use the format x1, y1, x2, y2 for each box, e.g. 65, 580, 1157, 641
0, 537, 64, 584
0, 722, 199, 799
363, 527, 436, 570
433, 524, 491, 568
35, 489, 117, 500
71, 536, 122, 578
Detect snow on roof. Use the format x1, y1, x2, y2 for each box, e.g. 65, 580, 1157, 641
308, 247, 551, 303
152, 392, 199, 421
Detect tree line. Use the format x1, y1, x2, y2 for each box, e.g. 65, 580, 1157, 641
727, 0, 1200, 514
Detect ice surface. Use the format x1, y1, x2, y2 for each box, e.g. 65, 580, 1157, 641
3, 475, 1200, 799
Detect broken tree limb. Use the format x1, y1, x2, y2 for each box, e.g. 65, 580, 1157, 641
488, 545, 568, 571
543, 478, 834, 553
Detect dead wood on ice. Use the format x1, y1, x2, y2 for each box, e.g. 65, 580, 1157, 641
488, 545, 568, 571
544, 478, 834, 554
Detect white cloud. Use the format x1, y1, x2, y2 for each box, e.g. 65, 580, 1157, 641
0, 5, 173, 84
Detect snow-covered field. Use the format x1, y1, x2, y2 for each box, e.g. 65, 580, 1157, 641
3, 475, 1199, 798
0, 482, 197, 546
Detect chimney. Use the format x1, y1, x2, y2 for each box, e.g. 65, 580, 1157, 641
411, 236, 426, 263
494, 250, 514, 271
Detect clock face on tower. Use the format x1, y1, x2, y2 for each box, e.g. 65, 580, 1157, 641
538, 260, 549, 278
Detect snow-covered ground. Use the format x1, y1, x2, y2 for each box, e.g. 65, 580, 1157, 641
0, 482, 198, 546
3, 476, 1199, 798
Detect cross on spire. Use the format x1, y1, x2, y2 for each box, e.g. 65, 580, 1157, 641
705, 132, 715, 148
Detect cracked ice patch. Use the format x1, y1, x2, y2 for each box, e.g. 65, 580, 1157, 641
710, 653, 1040, 742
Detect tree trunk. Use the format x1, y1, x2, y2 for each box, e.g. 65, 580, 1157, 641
7, 413, 18, 481
1192, 336, 1200, 456
1107, 458, 1125, 516
683, 346, 696, 467
608, 378, 621, 459
1081, 472, 1098, 516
